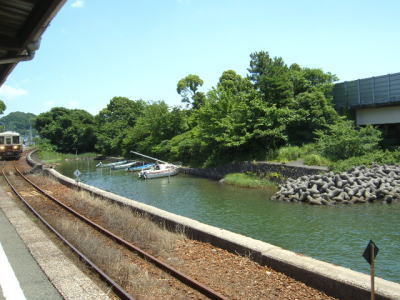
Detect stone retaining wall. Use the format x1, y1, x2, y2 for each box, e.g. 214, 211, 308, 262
180, 161, 328, 180
26, 151, 400, 300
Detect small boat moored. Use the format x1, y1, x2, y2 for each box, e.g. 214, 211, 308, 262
138, 163, 179, 179
127, 163, 155, 172
111, 161, 139, 170
96, 160, 128, 168
130, 151, 180, 179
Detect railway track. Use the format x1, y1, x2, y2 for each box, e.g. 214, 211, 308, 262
2, 157, 227, 300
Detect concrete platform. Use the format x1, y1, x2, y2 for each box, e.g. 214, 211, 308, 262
0, 205, 61, 299
0, 186, 111, 300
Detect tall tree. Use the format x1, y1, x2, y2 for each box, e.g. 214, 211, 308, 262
289, 64, 338, 97
248, 51, 294, 106
193, 70, 287, 165
177, 74, 205, 109
94, 97, 145, 155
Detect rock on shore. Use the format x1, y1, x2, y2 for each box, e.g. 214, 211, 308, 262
271, 164, 400, 205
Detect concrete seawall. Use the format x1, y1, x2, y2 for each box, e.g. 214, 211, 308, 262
27, 152, 400, 300
180, 161, 328, 180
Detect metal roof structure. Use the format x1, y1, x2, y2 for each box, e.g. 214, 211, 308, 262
333, 73, 400, 110
0, 0, 66, 87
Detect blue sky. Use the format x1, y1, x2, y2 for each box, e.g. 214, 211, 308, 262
1, 0, 400, 116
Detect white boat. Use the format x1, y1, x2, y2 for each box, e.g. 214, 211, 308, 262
138, 163, 179, 179
96, 160, 128, 168
111, 161, 138, 170
130, 151, 180, 179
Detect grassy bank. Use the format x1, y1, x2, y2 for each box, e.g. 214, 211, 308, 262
38, 150, 97, 164
272, 145, 400, 172
223, 173, 278, 190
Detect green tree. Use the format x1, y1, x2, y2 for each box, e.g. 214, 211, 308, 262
122, 101, 187, 157
163, 127, 207, 166
0, 100, 6, 115
248, 51, 294, 106
177, 74, 205, 109
94, 97, 145, 155
289, 64, 338, 97
34, 107, 96, 153
193, 71, 288, 165
286, 89, 339, 144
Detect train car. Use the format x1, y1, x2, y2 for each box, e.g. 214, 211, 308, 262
0, 131, 23, 160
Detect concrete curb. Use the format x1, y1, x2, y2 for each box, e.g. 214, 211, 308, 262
27, 151, 400, 300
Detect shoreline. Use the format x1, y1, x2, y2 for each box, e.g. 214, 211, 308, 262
28, 150, 400, 299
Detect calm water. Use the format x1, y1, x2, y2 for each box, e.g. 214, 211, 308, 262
58, 159, 400, 283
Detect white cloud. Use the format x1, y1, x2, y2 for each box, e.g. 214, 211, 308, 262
0, 85, 28, 99
71, 0, 84, 8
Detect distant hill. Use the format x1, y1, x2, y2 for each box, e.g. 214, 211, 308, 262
0, 112, 37, 139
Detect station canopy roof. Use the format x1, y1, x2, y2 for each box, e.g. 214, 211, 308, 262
0, 0, 66, 87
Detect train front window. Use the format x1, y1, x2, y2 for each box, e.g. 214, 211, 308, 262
12, 136, 19, 144
0, 137, 3, 144
6, 137, 11, 145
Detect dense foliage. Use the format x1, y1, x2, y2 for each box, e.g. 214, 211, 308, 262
122, 101, 188, 157
315, 120, 382, 161
29, 50, 398, 170
94, 97, 145, 155
34, 107, 96, 153
0, 111, 37, 137
0, 100, 6, 116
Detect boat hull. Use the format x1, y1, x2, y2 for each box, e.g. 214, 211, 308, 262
111, 161, 138, 170
127, 163, 155, 172
139, 168, 179, 179
96, 160, 128, 168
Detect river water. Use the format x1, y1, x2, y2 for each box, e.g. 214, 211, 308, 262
57, 159, 400, 283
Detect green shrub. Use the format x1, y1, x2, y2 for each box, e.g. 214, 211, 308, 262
330, 149, 400, 172
273, 144, 319, 163
303, 154, 330, 166
315, 120, 382, 161
276, 146, 302, 162
266, 172, 284, 183
301, 143, 318, 155
37, 138, 56, 152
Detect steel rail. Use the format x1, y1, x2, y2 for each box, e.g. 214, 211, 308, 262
2, 168, 135, 300
14, 166, 227, 300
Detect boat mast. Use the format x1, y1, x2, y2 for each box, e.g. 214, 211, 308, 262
129, 151, 179, 168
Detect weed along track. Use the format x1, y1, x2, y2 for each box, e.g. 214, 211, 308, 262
2, 161, 226, 299
1, 153, 337, 300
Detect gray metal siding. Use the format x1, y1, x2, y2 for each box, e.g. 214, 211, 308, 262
333, 72, 400, 109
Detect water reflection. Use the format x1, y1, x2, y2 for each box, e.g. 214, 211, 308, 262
57, 159, 400, 283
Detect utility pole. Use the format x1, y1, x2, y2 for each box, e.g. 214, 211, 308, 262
29, 120, 33, 145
